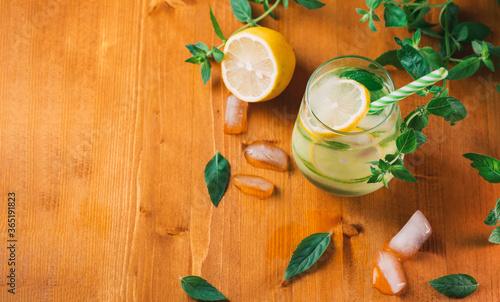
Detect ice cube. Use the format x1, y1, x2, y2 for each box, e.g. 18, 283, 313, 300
244, 141, 289, 171
232, 174, 274, 199
386, 210, 432, 259
224, 95, 248, 134
372, 250, 407, 295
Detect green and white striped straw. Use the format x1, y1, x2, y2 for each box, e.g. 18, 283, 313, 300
369, 67, 448, 114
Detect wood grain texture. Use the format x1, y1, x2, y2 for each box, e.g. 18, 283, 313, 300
0, 0, 499, 301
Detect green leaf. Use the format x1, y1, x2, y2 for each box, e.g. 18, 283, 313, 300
230, 0, 252, 22
439, 3, 459, 29
212, 47, 224, 63
209, 6, 226, 41
412, 29, 421, 47
497, 84, 500, 94
405, 109, 428, 131
390, 165, 417, 182
367, 172, 384, 184
293, 0, 325, 9
483, 58, 495, 72
340, 70, 383, 91
378, 159, 390, 171
201, 60, 212, 85
453, 24, 468, 42
356, 8, 368, 15
471, 40, 482, 55
447, 57, 481, 80
186, 42, 210, 56
383, 3, 407, 28
263, 0, 276, 19
403, 2, 434, 32
495, 198, 500, 218
284, 232, 332, 280
489, 227, 500, 244
415, 131, 427, 150
374, 50, 404, 69
420, 28, 442, 39
385, 154, 403, 166
396, 129, 417, 154
283, 0, 289, 9
428, 274, 479, 298
368, 14, 377, 32
420, 47, 445, 69
180, 276, 228, 301
185, 56, 203, 65
463, 153, 500, 183
397, 44, 431, 79
427, 97, 460, 117
365, 0, 381, 10
204, 151, 230, 206
484, 209, 500, 226
442, 98, 467, 125
454, 22, 491, 43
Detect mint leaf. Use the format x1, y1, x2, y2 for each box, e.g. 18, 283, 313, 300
375, 50, 404, 69
209, 6, 226, 41
204, 151, 230, 206
489, 227, 500, 244
283, 0, 289, 9
185, 56, 204, 65
397, 44, 431, 79
397, 129, 417, 154
180, 276, 228, 301
201, 60, 212, 85
428, 274, 479, 298
495, 198, 500, 218
420, 47, 445, 69
284, 232, 332, 280
454, 22, 490, 42
471, 40, 482, 55
263, 0, 276, 19
442, 98, 467, 125
463, 153, 500, 183
385, 154, 403, 166
405, 109, 428, 131
497, 84, 500, 94
390, 165, 417, 182
415, 131, 427, 150
384, 3, 407, 28
420, 28, 442, 39
365, 0, 381, 10
230, 0, 252, 22
340, 70, 383, 91
212, 47, 224, 63
293, 0, 325, 10
447, 57, 481, 80
186, 42, 210, 56
484, 209, 500, 226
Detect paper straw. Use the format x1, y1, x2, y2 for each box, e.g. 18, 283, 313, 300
368, 67, 448, 114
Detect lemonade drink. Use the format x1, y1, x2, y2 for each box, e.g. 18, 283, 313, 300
292, 56, 402, 197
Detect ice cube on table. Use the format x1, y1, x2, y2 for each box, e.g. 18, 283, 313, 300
244, 141, 289, 171
224, 95, 248, 134
386, 210, 432, 259
232, 175, 274, 199
372, 250, 407, 295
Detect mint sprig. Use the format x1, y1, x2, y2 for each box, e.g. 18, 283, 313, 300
463, 153, 500, 183
185, 0, 325, 84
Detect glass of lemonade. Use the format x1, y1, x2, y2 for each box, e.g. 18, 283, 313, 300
292, 56, 402, 197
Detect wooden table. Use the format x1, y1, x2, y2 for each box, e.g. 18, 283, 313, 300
1, 0, 499, 301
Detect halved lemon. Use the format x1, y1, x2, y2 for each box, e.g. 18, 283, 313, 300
221, 27, 296, 102
308, 75, 371, 136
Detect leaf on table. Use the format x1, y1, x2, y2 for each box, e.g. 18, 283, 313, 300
201, 60, 212, 85
414, 131, 427, 150
463, 153, 500, 183
284, 232, 332, 281
454, 22, 490, 43
390, 165, 417, 182
209, 5, 226, 41
397, 44, 431, 79
293, 0, 325, 10
428, 273, 479, 298
484, 209, 500, 226
180, 276, 228, 301
489, 227, 500, 244
204, 151, 231, 206
340, 70, 383, 91
420, 47, 445, 69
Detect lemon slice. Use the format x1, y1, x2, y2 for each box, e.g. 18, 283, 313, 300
308, 75, 370, 135
221, 27, 296, 102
